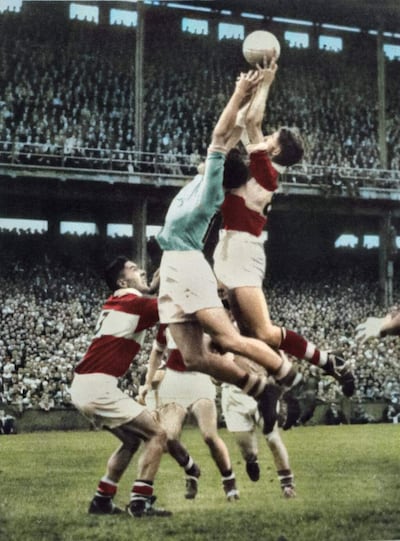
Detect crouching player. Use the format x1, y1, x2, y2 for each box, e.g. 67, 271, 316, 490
139, 327, 240, 502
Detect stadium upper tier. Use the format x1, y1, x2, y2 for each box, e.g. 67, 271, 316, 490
0, 10, 399, 176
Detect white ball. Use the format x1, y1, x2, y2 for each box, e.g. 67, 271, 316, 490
242, 30, 281, 65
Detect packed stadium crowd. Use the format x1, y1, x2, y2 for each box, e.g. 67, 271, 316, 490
0, 9, 400, 181
0, 230, 399, 422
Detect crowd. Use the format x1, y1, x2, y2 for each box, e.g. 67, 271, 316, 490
0, 10, 399, 179
0, 230, 399, 423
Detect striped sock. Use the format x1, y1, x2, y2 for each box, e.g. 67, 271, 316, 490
281, 329, 327, 366
95, 476, 117, 499
278, 469, 294, 489
240, 373, 267, 398
131, 480, 153, 502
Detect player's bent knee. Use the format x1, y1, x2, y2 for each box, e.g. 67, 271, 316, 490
265, 426, 280, 443
204, 435, 218, 448
153, 426, 168, 447
255, 328, 277, 344
219, 333, 249, 355
182, 352, 211, 372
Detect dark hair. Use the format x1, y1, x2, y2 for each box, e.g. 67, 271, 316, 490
104, 256, 129, 291
273, 127, 304, 167
223, 148, 250, 190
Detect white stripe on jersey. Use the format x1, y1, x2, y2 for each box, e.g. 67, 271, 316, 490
94, 309, 145, 344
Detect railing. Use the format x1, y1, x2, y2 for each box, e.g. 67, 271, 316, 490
287, 163, 400, 190
0, 141, 399, 191
0, 142, 199, 176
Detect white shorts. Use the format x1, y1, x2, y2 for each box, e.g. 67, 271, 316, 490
158, 250, 222, 324
147, 368, 216, 411
213, 230, 266, 289
70, 373, 145, 429
221, 383, 259, 432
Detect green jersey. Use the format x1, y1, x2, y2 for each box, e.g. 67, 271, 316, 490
157, 151, 225, 251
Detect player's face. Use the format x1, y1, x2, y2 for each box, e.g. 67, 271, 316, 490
121, 261, 149, 291
263, 131, 282, 158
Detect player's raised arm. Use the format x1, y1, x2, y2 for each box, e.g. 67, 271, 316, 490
211, 70, 262, 151
245, 53, 278, 144
355, 309, 400, 342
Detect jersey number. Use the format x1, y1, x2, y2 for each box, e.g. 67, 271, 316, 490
94, 310, 110, 338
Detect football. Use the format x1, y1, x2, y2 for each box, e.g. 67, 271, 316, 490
242, 30, 281, 65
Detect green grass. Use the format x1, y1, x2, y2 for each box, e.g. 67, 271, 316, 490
1, 425, 399, 541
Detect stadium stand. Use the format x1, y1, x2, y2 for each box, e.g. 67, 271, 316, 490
0, 9, 399, 178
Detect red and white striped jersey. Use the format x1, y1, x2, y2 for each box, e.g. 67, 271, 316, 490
221, 151, 279, 237
75, 291, 160, 378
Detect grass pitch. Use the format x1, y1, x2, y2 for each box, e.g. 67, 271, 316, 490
0, 424, 399, 541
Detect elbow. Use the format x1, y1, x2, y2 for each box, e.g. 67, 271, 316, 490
211, 127, 227, 148
246, 113, 261, 129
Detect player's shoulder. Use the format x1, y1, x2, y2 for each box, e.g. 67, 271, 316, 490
105, 293, 157, 313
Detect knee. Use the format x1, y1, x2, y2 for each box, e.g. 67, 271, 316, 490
204, 434, 218, 450
253, 325, 281, 346
244, 450, 258, 462
203, 432, 219, 451
153, 426, 168, 448
124, 439, 140, 454
181, 352, 204, 371
213, 331, 241, 354
265, 426, 280, 445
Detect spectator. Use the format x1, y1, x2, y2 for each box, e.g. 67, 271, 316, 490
325, 402, 347, 425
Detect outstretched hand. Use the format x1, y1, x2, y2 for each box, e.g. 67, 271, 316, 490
256, 52, 278, 86
235, 70, 264, 97
137, 384, 150, 405
355, 315, 391, 342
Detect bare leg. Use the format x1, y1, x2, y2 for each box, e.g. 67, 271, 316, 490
265, 423, 296, 498
156, 403, 194, 468
228, 287, 281, 347
229, 286, 355, 397
235, 430, 260, 482
103, 438, 141, 483
265, 425, 290, 471
196, 306, 285, 373
89, 410, 167, 516
157, 402, 201, 499
192, 398, 239, 501
235, 430, 259, 462
120, 410, 167, 482
168, 320, 297, 437
168, 321, 257, 385
192, 399, 231, 474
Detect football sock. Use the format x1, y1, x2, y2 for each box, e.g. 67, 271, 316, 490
239, 373, 266, 398
95, 476, 118, 499
280, 329, 327, 366
278, 469, 294, 489
131, 480, 153, 502
222, 470, 238, 498
273, 354, 292, 381
184, 456, 200, 477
